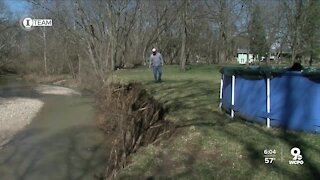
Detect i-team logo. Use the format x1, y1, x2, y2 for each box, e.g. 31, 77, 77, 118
20, 17, 52, 31
289, 147, 304, 165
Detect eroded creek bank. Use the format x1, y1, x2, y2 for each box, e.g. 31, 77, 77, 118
96, 83, 175, 179
0, 76, 174, 180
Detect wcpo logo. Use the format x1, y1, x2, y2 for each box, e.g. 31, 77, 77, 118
21, 17, 52, 31
289, 147, 304, 165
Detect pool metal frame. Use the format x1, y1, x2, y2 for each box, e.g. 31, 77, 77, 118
219, 74, 272, 128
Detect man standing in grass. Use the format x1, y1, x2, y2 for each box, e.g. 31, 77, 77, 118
149, 48, 164, 83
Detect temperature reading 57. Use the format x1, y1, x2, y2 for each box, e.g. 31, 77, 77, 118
265, 157, 275, 164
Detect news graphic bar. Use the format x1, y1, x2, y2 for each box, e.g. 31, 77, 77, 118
21, 17, 52, 30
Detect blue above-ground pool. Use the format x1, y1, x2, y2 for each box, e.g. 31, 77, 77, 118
220, 66, 320, 133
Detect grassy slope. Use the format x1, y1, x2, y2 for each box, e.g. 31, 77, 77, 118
111, 65, 320, 179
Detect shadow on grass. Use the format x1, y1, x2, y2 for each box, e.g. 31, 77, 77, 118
137, 77, 320, 179
145, 79, 223, 126
111, 67, 320, 179
244, 122, 320, 179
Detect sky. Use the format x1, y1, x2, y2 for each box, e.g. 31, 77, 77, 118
3, 0, 30, 18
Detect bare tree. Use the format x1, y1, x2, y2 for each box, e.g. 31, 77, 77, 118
4, 0, 320, 87
0, 1, 18, 70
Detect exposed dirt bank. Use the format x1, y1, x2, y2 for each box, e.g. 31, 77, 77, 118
96, 83, 175, 179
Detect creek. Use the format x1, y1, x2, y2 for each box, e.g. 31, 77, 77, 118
0, 76, 106, 179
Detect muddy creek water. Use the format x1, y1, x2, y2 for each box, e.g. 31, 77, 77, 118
0, 76, 106, 179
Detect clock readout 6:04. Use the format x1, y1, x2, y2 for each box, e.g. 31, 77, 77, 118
264, 149, 276, 155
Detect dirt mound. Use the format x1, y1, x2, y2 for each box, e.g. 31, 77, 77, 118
96, 83, 174, 179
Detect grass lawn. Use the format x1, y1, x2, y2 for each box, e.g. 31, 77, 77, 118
111, 65, 320, 179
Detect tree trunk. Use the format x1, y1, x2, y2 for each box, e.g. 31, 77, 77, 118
180, 29, 186, 70
87, 41, 99, 77
218, 0, 228, 64
291, 0, 302, 64
180, 0, 187, 71
143, 46, 148, 66
43, 27, 47, 75
107, 1, 116, 71
291, 46, 296, 63
309, 48, 314, 67
246, 52, 249, 65
78, 53, 81, 81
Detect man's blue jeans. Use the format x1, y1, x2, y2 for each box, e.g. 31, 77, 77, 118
152, 66, 162, 82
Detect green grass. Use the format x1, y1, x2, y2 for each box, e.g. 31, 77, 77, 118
111, 65, 320, 179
